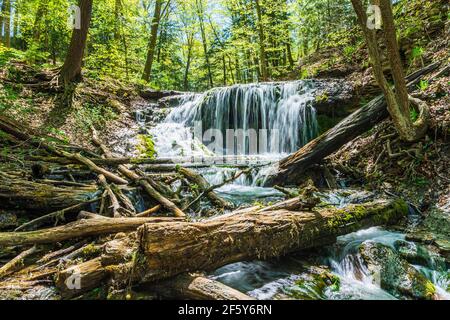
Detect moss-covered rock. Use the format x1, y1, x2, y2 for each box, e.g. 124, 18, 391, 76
360, 241, 437, 300
284, 266, 340, 300
394, 240, 446, 271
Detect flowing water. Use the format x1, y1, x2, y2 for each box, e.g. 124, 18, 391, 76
142, 81, 449, 300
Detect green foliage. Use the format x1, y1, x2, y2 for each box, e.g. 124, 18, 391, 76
136, 134, 157, 159
74, 102, 119, 132
417, 80, 429, 92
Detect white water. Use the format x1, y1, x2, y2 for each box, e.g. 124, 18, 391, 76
150, 81, 318, 159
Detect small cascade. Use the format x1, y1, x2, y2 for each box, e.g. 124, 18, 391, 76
150, 81, 318, 158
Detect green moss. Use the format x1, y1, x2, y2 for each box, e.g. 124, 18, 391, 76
136, 134, 157, 159
326, 199, 408, 230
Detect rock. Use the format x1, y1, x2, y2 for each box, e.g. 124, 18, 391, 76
0, 212, 17, 230
139, 89, 185, 100
283, 266, 340, 300
359, 241, 437, 300
310, 80, 357, 117
394, 240, 446, 271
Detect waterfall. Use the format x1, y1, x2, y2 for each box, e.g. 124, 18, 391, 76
150, 81, 318, 158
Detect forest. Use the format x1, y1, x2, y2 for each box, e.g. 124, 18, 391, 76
0, 0, 448, 302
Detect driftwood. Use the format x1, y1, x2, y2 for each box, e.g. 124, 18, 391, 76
55, 198, 407, 297
145, 273, 254, 300
263, 61, 442, 186
0, 216, 185, 246
14, 198, 101, 231
91, 132, 185, 217
178, 167, 233, 209
0, 246, 38, 279
0, 177, 96, 212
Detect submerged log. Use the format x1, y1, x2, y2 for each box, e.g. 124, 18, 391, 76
263, 61, 441, 186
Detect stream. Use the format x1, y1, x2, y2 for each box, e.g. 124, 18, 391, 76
139, 81, 450, 300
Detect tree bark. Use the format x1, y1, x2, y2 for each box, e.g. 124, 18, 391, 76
351, 0, 429, 142
59, 0, 93, 85
3, 0, 11, 47
263, 61, 440, 186
141, 0, 163, 82
55, 198, 407, 298
135, 198, 407, 283
254, 0, 269, 81
0, 216, 185, 246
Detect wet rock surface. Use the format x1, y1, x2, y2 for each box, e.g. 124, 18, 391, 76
359, 241, 437, 300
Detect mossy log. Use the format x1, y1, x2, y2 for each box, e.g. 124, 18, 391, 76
264, 61, 441, 186
0, 177, 96, 212
135, 198, 408, 283
0, 216, 185, 246
54, 198, 407, 298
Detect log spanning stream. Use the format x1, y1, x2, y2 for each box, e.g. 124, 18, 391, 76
135, 80, 450, 300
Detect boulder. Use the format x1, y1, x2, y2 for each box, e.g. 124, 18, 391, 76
359, 241, 437, 300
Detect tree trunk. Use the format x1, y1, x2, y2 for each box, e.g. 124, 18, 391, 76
4, 0, 10, 47
263, 61, 440, 187
196, 0, 213, 88
55, 198, 407, 297
351, 0, 429, 142
0, 1, 5, 43
254, 0, 269, 81
146, 273, 254, 300
141, 0, 163, 82
59, 0, 93, 85
183, 33, 193, 91
32, 0, 46, 42
135, 199, 407, 283
0, 216, 185, 246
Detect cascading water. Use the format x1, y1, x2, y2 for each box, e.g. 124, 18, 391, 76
150, 81, 318, 159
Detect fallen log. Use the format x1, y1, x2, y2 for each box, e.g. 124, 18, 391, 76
135, 199, 408, 283
0, 246, 38, 279
263, 61, 441, 186
54, 198, 407, 298
0, 177, 96, 212
0, 216, 185, 246
145, 273, 254, 300
178, 167, 233, 209
14, 197, 101, 231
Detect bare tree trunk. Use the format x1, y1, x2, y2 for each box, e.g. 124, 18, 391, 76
0, 1, 5, 43
59, 0, 93, 85
141, 0, 163, 82
254, 0, 269, 81
196, 0, 213, 88
183, 32, 194, 91
32, 0, 45, 42
351, 0, 429, 142
4, 0, 10, 47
